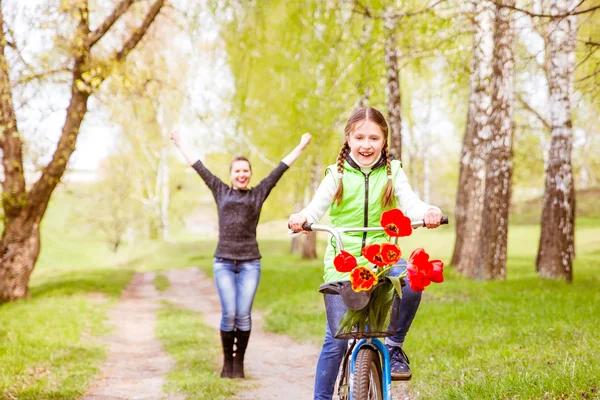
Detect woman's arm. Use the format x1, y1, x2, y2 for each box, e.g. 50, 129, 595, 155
170, 130, 227, 193
169, 130, 201, 165
281, 133, 312, 167
255, 133, 313, 199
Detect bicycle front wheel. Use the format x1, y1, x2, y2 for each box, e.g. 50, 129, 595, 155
353, 348, 383, 400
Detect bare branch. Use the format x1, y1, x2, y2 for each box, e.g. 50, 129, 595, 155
517, 93, 551, 130
0, 8, 27, 205
350, 0, 447, 20
16, 68, 73, 86
491, 0, 599, 18
576, 42, 600, 70
114, 0, 165, 62
576, 67, 600, 82
87, 0, 137, 47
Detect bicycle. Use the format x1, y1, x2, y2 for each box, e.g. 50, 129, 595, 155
302, 216, 448, 400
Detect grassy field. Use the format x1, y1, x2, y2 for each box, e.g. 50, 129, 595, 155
251, 222, 600, 400
1, 184, 599, 399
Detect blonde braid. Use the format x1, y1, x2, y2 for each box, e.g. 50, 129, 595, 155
332, 142, 350, 206
382, 146, 395, 209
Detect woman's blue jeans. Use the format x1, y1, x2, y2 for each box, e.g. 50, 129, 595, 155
213, 257, 261, 332
313, 260, 422, 400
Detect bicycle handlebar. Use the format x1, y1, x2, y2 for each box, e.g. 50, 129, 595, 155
297, 216, 449, 251
302, 216, 448, 232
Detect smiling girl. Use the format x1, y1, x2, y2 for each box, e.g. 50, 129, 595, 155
171, 130, 311, 379
288, 107, 442, 399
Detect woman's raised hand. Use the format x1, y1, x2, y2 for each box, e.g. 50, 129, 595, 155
288, 213, 309, 233
299, 133, 312, 150
169, 130, 181, 147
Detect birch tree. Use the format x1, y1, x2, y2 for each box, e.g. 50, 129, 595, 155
0, 0, 166, 302
536, 0, 578, 281
477, 0, 516, 279
454, 0, 495, 277
384, 6, 402, 159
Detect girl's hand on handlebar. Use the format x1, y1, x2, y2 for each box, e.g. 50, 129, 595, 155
424, 208, 443, 229
288, 213, 309, 234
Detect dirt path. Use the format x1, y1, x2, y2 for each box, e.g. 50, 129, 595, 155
161, 267, 319, 400
161, 267, 411, 400
83, 272, 183, 400
84, 267, 410, 399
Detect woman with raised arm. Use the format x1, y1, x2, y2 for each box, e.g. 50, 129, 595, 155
171, 131, 311, 379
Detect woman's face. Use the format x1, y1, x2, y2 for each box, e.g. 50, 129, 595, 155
347, 119, 385, 166
230, 160, 252, 190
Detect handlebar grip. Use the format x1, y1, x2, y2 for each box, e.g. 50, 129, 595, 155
421, 215, 449, 227
287, 222, 313, 232
302, 222, 313, 231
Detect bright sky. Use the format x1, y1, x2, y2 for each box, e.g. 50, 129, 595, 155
9, 0, 232, 172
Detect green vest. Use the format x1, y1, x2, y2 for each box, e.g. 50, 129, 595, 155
322, 159, 401, 282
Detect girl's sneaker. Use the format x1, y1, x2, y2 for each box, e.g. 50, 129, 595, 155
386, 345, 412, 380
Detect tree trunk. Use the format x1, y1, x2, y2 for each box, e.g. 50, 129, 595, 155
478, 0, 516, 280
300, 161, 320, 259
384, 7, 402, 160
456, 0, 495, 278
0, 0, 165, 302
536, 0, 577, 282
159, 146, 170, 241
300, 234, 317, 259
0, 216, 41, 301
451, 1, 495, 267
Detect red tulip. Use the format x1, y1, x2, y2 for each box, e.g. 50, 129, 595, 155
333, 250, 357, 273
362, 244, 387, 267
381, 243, 402, 265
380, 209, 412, 237
407, 248, 444, 292
350, 266, 379, 292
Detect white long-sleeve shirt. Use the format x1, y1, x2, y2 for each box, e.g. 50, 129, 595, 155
300, 163, 440, 224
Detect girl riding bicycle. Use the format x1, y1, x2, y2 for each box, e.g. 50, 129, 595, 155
288, 107, 442, 400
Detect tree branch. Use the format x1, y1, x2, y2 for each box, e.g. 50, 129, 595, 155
517, 93, 551, 130
491, 0, 597, 18
16, 68, 73, 86
87, 0, 137, 47
114, 0, 165, 62
0, 7, 27, 212
351, 0, 447, 20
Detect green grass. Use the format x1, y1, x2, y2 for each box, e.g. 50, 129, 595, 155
153, 274, 171, 292
155, 302, 239, 399
247, 225, 600, 399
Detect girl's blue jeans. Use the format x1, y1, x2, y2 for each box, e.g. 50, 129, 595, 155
313, 261, 422, 400
213, 257, 261, 332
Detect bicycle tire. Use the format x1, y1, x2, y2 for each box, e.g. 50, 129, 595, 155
353, 347, 383, 400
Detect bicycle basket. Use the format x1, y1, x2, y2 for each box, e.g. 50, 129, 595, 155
320, 278, 403, 340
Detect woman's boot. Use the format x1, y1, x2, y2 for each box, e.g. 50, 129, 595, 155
232, 329, 251, 378
220, 330, 235, 378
